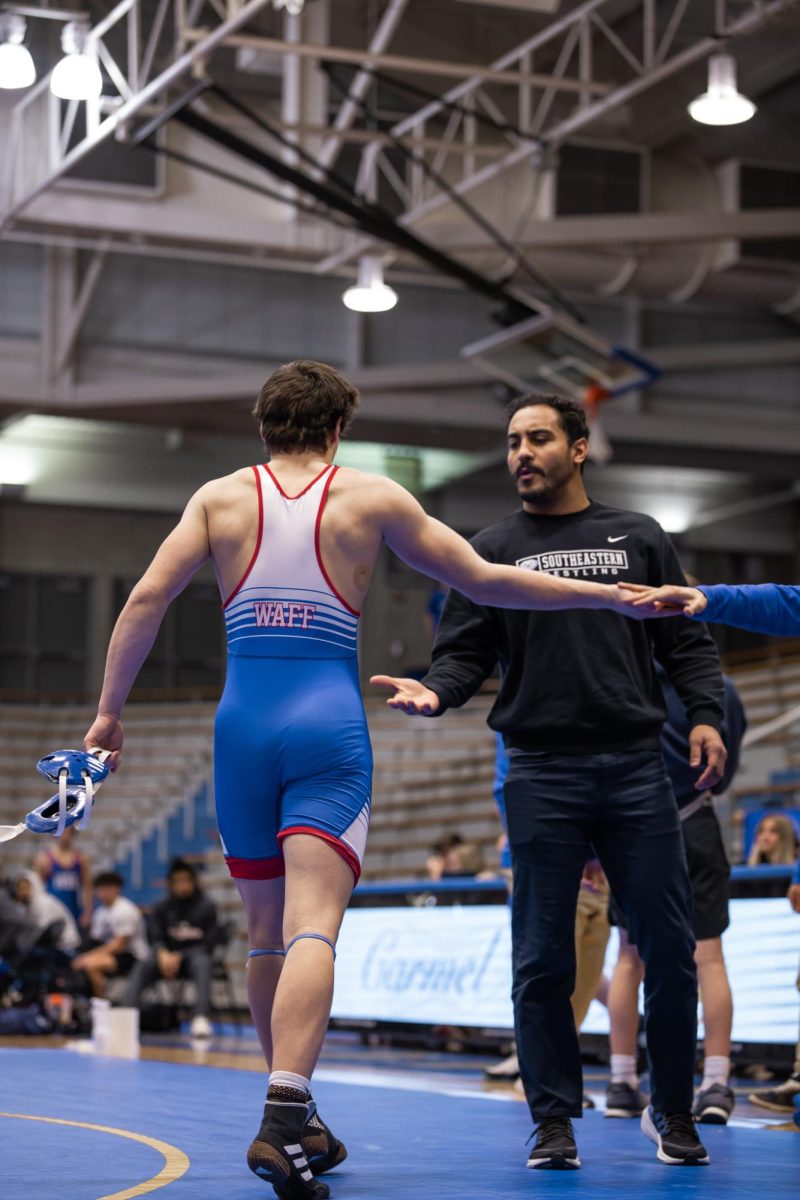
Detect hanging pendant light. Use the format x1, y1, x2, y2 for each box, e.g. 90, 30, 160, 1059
0, 15, 36, 90
342, 257, 398, 313
50, 21, 102, 101
688, 54, 756, 126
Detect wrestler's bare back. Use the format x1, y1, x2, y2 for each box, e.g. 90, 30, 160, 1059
203, 458, 402, 613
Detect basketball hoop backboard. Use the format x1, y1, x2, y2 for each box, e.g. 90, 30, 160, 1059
461, 311, 659, 403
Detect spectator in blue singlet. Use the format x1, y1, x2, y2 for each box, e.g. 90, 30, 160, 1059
34, 826, 92, 928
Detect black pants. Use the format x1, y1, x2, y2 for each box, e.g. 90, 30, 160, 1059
124, 947, 212, 1017
505, 749, 697, 1120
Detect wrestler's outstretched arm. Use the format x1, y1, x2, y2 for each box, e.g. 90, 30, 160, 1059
378, 478, 641, 615
82, 488, 212, 769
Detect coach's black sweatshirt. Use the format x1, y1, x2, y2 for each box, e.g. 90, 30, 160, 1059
422, 501, 724, 755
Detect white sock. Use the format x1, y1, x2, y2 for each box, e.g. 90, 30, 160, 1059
268, 1070, 311, 1097
610, 1054, 638, 1088
700, 1056, 730, 1090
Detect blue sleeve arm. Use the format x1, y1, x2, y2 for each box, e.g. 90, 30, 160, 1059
697, 584, 800, 636
793, 858, 800, 888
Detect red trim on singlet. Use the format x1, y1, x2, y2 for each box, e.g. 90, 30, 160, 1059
222, 465, 264, 610
278, 826, 362, 884
225, 854, 286, 881
314, 466, 361, 617
264, 462, 332, 500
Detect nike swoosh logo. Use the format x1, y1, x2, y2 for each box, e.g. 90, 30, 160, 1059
608, 535, 628, 543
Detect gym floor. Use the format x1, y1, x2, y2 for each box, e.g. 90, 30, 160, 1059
1, 1032, 797, 1200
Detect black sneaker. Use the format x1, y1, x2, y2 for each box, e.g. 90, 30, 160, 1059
640, 1106, 709, 1165
247, 1099, 330, 1198
693, 1083, 735, 1125
748, 1074, 800, 1114
526, 1117, 580, 1170
605, 1081, 647, 1118
302, 1103, 347, 1175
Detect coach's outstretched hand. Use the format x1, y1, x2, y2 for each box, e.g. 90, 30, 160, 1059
371, 676, 441, 716
83, 712, 124, 772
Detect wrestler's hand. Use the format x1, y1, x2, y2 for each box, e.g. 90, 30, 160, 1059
370, 676, 441, 716
689, 724, 727, 790
618, 582, 708, 617
788, 883, 800, 914
83, 712, 124, 772
612, 585, 653, 619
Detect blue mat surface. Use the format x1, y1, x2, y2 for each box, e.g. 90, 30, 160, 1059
1, 1048, 797, 1199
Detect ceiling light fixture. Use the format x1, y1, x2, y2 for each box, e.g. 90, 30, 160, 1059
343, 256, 398, 314
273, 0, 306, 14
0, 14, 36, 90
688, 53, 756, 126
50, 20, 102, 101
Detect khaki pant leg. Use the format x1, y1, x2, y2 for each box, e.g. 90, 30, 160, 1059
571, 887, 611, 1030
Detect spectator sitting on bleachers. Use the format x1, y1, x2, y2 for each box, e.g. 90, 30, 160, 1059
72, 871, 148, 998
11, 870, 80, 955
747, 814, 800, 866
0, 874, 39, 960
426, 833, 464, 882
441, 840, 493, 880
124, 858, 218, 1039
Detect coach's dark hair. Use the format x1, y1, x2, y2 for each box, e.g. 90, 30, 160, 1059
253, 359, 361, 454
93, 870, 124, 889
507, 391, 590, 444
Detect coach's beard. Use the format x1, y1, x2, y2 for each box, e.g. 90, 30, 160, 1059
516, 464, 570, 506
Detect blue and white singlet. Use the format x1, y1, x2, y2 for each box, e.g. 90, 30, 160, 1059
215, 463, 371, 882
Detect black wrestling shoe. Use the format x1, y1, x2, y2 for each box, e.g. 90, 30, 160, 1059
692, 1083, 735, 1125
302, 1102, 348, 1175
247, 1100, 330, 1199
526, 1117, 580, 1170
640, 1106, 709, 1165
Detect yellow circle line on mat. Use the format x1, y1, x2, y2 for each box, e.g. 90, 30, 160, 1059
0, 1111, 190, 1200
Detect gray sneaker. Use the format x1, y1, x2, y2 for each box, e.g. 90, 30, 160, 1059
483, 1051, 519, 1080
748, 1073, 800, 1114
605, 1080, 647, 1118
692, 1083, 735, 1125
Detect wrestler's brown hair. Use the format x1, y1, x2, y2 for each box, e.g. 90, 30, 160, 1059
253, 359, 361, 453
